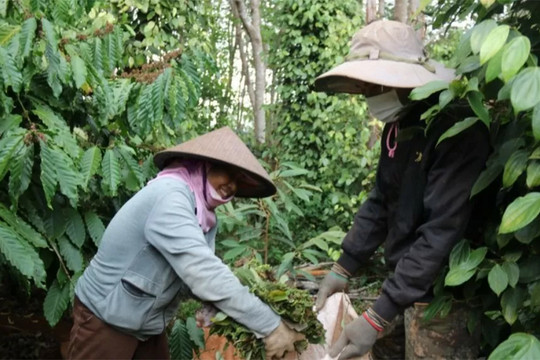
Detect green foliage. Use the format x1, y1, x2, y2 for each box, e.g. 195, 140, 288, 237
488, 333, 540, 360
265, 0, 379, 238
169, 317, 205, 360
209, 262, 325, 359
424, 1, 540, 356
0, 0, 221, 326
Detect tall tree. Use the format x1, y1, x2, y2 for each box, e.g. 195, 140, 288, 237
230, 0, 267, 143
394, 0, 409, 23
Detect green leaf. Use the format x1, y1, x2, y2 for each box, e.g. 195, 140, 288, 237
0, 114, 21, 135
437, 117, 479, 147
445, 244, 487, 286
0, 47, 22, 92
8, 142, 33, 202
488, 264, 508, 296
223, 245, 247, 262
501, 262, 519, 288
499, 192, 540, 233
0, 222, 36, 281
514, 217, 540, 244
471, 163, 503, 197
18, 17, 37, 60
500, 287, 526, 325
526, 160, 540, 188
422, 295, 452, 322
277, 252, 295, 278
170, 319, 195, 360
533, 103, 540, 141
42, 18, 68, 97
57, 236, 83, 272
186, 317, 205, 349
84, 211, 105, 247
489, 333, 540, 360
502, 150, 528, 188
480, 25, 510, 65
118, 146, 144, 188
501, 36, 531, 82
470, 20, 497, 55
518, 256, 540, 283
467, 91, 490, 126
39, 141, 58, 208
101, 149, 121, 196
43, 279, 70, 327
409, 80, 449, 101
438, 89, 454, 109
52, 146, 80, 207
486, 48, 503, 83
0, 203, 48, 248
71, 55, 87, 89
65, 208, 86, 248
0, 22, 20, 45
511, 67, 540, 113
0, 0, 8, 17
80, 146, 102, 189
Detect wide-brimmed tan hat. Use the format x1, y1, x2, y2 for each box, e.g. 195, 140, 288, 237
315, 20, 456, 93
154, 127, 276, 198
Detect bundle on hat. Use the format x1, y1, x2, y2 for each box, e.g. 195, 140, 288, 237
154, 127, 276, 198
315, 20, 456, 94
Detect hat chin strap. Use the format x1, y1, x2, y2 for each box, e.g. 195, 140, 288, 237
345, 49, 436, 73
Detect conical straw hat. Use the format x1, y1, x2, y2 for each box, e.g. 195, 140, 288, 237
154, 127, 276, 198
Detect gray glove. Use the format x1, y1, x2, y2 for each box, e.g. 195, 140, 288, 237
315, 271, 348, 311
264, 320, 305, 360
329, 314, 378, 360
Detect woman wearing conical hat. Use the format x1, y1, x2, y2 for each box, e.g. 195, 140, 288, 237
68, 127, 303, 359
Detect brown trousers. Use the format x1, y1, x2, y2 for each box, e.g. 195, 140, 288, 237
68, 297, 170, 360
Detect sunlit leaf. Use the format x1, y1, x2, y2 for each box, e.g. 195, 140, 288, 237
410, 80, 449, 101
511, 67, 540, 113
480, 25, 510, 65
501, 36, 531, 82
489, 333, 540, 360
502, 150, 528, 188
499, 193, 540, 233
526, 160, 540, 188
471, 20, 498, 55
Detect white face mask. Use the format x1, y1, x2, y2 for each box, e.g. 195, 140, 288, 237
365, 89, 404, 123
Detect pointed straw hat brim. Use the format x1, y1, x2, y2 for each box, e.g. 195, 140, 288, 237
154, 127, 276, 198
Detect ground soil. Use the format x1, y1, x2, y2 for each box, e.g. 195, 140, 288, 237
0, 282, 72, 360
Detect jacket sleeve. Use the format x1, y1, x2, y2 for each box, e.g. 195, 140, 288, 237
144, 189, 280, 337
372, 121, 490, 321
337, 185, 389, 275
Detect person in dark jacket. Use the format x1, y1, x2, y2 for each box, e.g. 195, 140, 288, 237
313, 20, 490, 359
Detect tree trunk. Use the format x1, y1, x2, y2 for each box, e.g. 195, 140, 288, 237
230, 0, 266, 144
378, 0, 385, 18
393, 0, 408, 23
366, 0, 377, 24
408, 0, 425, 38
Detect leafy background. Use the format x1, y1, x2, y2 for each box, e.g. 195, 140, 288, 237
0, 0, 539, 358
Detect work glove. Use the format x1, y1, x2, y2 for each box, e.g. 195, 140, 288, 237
195, 303, 219, 328
329, 311, 382, 360
315, 264, 350, 311
264, 320, 305, 360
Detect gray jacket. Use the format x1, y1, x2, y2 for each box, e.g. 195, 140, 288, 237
75, 177, 280, 339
